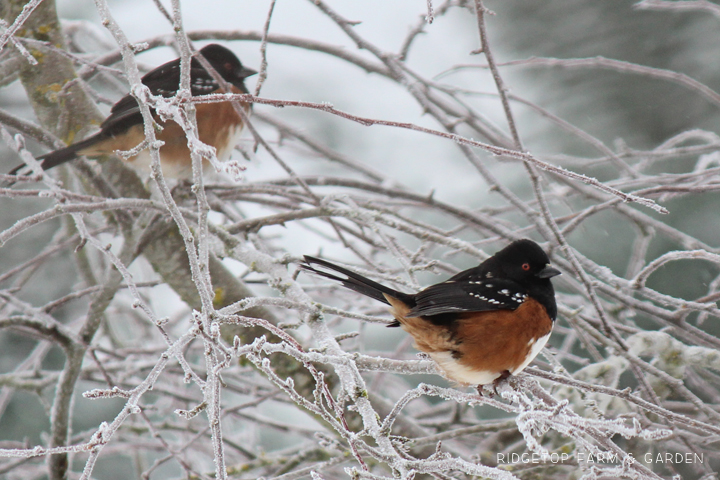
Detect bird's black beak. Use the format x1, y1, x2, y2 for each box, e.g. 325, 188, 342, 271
240, 66, 258, 79
537, 265, 561, 279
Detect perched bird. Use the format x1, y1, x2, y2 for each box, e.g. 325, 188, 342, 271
302, 239, 561, 388
7, 43, 256, 181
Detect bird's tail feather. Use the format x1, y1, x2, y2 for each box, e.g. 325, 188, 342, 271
6, 133, 105, 178
301, 255, 414, 307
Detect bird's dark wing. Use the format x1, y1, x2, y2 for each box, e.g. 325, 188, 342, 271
445, 265, 488, 282
139, 58, 224, 97
407, 278, 527, 317
97, 94, 143, 137
99, 57, 224, 136
97, 57, 179, 135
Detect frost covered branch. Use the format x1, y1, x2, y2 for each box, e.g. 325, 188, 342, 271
1, 1, 720, 479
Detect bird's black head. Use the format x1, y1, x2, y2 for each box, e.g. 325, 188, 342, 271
197, 44, 257, 91
486, 239, 561, 286
484, 239, 561, 320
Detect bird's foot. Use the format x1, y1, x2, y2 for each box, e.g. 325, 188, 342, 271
476, 370, 512, 397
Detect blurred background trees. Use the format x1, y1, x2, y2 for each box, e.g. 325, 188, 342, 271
1, 0, 720, 479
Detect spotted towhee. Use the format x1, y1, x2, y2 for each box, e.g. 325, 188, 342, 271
7, 43, 256, 181
302, 239, 561, 387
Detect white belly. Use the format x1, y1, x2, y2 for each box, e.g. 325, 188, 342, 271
431, 331, 551, 386
216, 122, 245, 163
431, 351, 502, 386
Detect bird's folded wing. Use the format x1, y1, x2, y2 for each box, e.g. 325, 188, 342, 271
407, 278, 525, 317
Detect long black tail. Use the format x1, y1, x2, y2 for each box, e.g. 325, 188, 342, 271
301, 255, 414, 306
7, 133, 104, 177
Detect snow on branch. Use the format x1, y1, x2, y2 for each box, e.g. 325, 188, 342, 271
0, 1, 719, 479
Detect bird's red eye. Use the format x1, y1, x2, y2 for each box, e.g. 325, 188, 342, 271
521, 263, 531, 271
